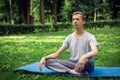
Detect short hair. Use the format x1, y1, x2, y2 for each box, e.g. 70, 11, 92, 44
72, 11, 86, 21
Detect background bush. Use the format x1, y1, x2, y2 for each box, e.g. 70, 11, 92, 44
0, 21, 119, 35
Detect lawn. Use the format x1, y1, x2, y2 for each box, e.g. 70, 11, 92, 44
0, 27, 120, 80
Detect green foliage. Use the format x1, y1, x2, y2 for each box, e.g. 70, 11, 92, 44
60, 0, 72, 22
0, 21, 120, 35
53, 23, 72, 31
0, 0, 19, 24
0, 0, 120, 24
0, 23, 72, 35
0, 24, 34, 35
85, 20, 120, 29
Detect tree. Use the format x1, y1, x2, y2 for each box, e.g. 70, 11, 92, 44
0, 0, 10, 23
39, 0, 45, 24
18, 0, 33, 24
9, 0, 14, 24
50, 0, 57, 23
68, 0, 109, 22
52, 0, 64, 23
109, 0, 120, 19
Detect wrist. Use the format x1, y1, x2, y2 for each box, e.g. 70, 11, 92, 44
43, 56, 46, 59
81, 55, 87, 59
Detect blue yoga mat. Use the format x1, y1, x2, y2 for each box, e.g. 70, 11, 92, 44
13, 62, 120, 77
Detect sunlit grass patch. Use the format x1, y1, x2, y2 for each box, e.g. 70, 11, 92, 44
0, 27, 120, 80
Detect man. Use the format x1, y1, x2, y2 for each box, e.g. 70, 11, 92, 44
39, 11, 98, 75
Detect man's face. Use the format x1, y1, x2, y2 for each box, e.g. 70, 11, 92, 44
72, 14, 85, 29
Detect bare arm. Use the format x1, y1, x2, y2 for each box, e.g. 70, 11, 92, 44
76, 44, 98, 71
81, 44, 98, 59
39, 46, 66, 71
44, 47, 66, 59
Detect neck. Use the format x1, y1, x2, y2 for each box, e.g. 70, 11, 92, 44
75, 28, 85, 35
75, 28, 85, 39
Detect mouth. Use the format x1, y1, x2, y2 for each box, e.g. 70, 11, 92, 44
74, 25, 79, 29
74, 24, 78, 27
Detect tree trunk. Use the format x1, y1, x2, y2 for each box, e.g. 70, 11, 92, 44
39, 0, 45, 24
109, 0, 118, 19
18, 0, 31, 24
26, 0, 30, 24
94, 8, 97, 22
50, 0, 57, 24
9, 0, 14, 24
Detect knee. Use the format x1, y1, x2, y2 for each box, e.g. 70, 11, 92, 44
46, 59, 55, 65
84, 61, 94, 72
46, 59, 52, 63
75, 61, 94, 73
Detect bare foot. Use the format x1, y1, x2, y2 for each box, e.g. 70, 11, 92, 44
68, 69, 81, 75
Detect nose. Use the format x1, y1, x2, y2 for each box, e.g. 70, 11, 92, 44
74, 20, 78, 25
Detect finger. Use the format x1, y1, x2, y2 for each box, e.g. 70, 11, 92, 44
80, 66, 84, 71
76, 63, 83, 68
44, 61, 46, 66
80, 64, 84, 71
77, 63, 84, 71
39, 63, 42, 71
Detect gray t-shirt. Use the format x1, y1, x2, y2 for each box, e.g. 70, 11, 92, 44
62, 31, 98, 61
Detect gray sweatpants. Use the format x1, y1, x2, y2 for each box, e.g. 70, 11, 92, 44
46, 59, 94, 73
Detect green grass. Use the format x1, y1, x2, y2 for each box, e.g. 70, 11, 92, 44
0, 27, 120, 80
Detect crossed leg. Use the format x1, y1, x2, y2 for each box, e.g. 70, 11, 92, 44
46, 59, 94, 75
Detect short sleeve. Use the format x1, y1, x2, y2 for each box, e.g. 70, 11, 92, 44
90, 36, 98, 46
62, 35, 70, 48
